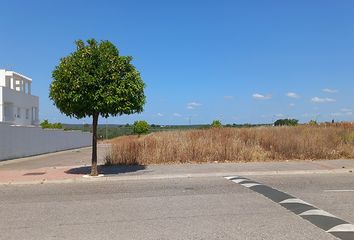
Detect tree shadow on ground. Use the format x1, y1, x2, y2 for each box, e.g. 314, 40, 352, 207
65, 165, 146, 175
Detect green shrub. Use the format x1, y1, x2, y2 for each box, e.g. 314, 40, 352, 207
133, 120, 149, 135
40, 119, 63, 129
308, 120, 318, 126
211, 120, 222, 128
274, 119, 298, 126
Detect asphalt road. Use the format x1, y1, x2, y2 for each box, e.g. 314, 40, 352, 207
1, 173, 354, 240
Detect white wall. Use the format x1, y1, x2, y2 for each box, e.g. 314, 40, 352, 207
0, 87, 3, 122
0, 123, 92, 161
0, 70, 39, 126
1, 86, 39, 125
0, 69, 5, 86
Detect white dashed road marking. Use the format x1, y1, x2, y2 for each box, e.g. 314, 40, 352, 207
327, 224, 354, 233
225, 175, 354, 240
324, 190, 354, 192
241, 183, 262, 188
299, 209, 336, 218
279, 198, 311, 206
231, 179, 248, 184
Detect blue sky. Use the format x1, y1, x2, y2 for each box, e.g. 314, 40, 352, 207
1, 0, 354, 125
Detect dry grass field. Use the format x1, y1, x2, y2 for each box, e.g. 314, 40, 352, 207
105, 124, 354, 165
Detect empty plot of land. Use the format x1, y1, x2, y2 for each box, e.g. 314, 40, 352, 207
106, 125, 354, 165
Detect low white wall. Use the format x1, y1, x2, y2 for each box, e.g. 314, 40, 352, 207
0, 123, 92, 161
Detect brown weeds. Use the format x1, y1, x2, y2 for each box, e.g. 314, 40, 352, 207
105, 125, 354, 165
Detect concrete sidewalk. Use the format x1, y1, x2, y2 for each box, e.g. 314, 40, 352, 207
0, 156, 354, 185
0, 144, 110, 170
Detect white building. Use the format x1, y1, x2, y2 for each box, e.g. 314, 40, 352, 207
0, 69, 39, 126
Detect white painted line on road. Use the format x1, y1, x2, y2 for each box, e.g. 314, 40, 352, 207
83, 174, 105, 178
225, 175, 354, 240
279, 198, 311, 206
232, 179, 248, 184
224, 176, 239, 180
327, 224, 354, 233
299, 209, 336, 218
241, 183, 262, 188
324, 190, 354, 192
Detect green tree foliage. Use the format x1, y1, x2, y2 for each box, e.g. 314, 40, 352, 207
211, 120, 222, 128
133, 120, 149, 135
40, 119, 63, 129
274, 119, 299, 126
308, 120, 318, 126
50, 39, 146, 175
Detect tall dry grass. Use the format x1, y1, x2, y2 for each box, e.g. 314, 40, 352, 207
105, 125, 354, 165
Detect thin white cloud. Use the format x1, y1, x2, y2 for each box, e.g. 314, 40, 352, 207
286, 92, 300, 98
188, 102, 202, 107
341, 108, 352, 112
322, 88, 338, 93
224, 96, 234, 100
275, 113, 285, 118
157, 113, 163, 117
333, 111, 353, 117
252, 93, 272, 100
173, 113, 182, 117
331, 112, 343, 117
311, 97, 336, 103
187, 102, 202, 110
289, 103, 296, 107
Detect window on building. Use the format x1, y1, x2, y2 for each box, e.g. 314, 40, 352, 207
17, 107, 21, 118
26, 109, 29, 119
32, 107, 38, 121
5, 77, 11, 88
15, 80, 21, 91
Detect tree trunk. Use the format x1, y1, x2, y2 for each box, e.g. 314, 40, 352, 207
91, 112, 99, 176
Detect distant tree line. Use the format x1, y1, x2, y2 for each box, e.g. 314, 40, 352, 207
62, 118, 303, 140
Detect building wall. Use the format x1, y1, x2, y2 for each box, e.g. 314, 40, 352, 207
0, 87, 3, 122
0, 70, 39, 126
0, 87, 39, 125
0, 123, 92, 161
0, 69, 6, 86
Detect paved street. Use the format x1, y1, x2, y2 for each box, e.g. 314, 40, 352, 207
1, 173, 354, 240
1, 147, 354, 239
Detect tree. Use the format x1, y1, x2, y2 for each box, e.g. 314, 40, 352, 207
40, 119, 63, 129
274, 119, 299, 126
50, 39, 146, 176
308, 120, 318, 126
133, 120, 149, 135
211, 120, 222, 128
40, 119, 50, 129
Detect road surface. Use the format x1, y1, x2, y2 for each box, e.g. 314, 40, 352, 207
1, 173, 354, 239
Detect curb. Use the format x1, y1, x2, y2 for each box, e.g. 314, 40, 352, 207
1, 168, 353, 186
